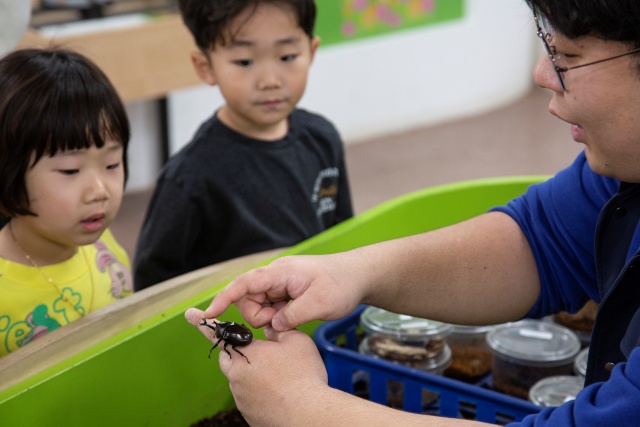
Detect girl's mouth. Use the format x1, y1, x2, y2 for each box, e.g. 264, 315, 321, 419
81, 213, 105, 232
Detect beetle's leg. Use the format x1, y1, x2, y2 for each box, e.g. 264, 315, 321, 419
221, 342, 233, 359
199, 317, 217, 332
232, 346, 251, 364
208, 337, 224, 359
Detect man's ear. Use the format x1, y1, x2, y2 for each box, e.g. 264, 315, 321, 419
309, 36, 320, 63
190, 50, 216, 86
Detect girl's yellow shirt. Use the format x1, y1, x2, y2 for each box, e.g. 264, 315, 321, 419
0, 229, 133, 357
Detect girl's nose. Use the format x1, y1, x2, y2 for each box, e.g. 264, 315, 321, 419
85, 174, 109, 202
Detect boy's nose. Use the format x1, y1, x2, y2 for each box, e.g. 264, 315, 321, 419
257, 67, 282, 90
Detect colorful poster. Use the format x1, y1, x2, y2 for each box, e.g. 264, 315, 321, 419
316, 0, 465, 46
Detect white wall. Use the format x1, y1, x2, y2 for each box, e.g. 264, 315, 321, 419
125, 101, 163, 192
128, 0, 539, 191
167, 0, 537, 150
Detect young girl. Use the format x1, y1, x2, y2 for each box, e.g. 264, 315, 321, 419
0, 47, 134, 357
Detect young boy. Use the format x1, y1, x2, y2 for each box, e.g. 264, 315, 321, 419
134, 0, 353, 289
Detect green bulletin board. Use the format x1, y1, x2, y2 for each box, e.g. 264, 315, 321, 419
315, 0, 465, 46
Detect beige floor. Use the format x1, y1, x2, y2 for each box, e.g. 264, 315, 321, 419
111, 86, 583, 261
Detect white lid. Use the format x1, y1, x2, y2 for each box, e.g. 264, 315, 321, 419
486, 319, 581, 366
529, 375, 584, 407
360, 306, 453, 341
450, 324, 498, 334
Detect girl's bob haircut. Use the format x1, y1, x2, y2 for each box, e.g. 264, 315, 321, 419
0, 47, 130, 217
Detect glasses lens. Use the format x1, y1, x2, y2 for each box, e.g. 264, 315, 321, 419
534, 10, 566, 89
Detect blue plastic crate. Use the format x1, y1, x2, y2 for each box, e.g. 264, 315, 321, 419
313, 305, 542, 424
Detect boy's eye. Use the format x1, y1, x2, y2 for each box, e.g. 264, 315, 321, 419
233, 59, 253, 67
281, 54, 298, 62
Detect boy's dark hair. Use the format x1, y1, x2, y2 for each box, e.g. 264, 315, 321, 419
526, 0, 640, 47
178, 0, 316, 52
0, 47, 130, 217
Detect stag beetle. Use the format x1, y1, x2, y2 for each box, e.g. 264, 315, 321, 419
199, 318, 253, 364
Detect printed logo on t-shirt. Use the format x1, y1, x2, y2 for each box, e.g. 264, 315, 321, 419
311, 167, 339, 217
1, 302, 69, 355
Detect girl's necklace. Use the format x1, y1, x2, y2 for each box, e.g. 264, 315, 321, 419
8, 222, 93, 318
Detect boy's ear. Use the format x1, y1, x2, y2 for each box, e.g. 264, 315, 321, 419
309, 36, 320, 62
190, 50, 216, 86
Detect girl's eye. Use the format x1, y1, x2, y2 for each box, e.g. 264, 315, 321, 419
107, 162, 121, 170
59, 169, 79, 176
233, 59, 252, 67
281, 54, 298, 62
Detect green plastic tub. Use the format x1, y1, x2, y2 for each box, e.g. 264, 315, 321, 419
0, 176, 545, 426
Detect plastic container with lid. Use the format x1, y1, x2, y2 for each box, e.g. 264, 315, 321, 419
486, 319, 581, 400
543, 316, 591, 349
444, 324, 497, 383
574, 347, 589, 378
529, 375, 584, 407
358, 306, 453, 374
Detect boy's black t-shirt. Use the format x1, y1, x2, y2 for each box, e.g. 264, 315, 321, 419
133, 108, 353, 290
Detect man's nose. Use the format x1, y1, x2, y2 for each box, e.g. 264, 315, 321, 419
532, 54, 563, 93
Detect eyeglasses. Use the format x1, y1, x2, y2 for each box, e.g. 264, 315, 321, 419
533, 11, 640, 90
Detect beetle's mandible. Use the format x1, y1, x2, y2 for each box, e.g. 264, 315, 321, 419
199, 318, 253, 364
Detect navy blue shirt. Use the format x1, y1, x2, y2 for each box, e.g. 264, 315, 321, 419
494, 152, 617, 315
494, 152, 640, 426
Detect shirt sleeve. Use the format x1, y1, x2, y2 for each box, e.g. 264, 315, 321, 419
491, 152, 618, 316
511, 346, 640, 426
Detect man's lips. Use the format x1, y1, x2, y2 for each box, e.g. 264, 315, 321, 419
571, 124, 585, 142
549, 107, 584, 142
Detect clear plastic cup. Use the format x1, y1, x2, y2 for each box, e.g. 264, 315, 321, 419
358, 306, 453, 373
529, 375, 584, 407
444, 324, 497, 382
574, 347, 589, 378
486, 319, 581, 399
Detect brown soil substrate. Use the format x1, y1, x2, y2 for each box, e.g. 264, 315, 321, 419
368, 336, 445, 362
554, 300, 598, 332
445, 346, 493, 383
492, 361, 574, 400
191, 409, 249, 427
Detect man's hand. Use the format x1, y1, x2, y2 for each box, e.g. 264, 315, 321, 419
185, 307, 329, 426
204, 254, 363, 331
